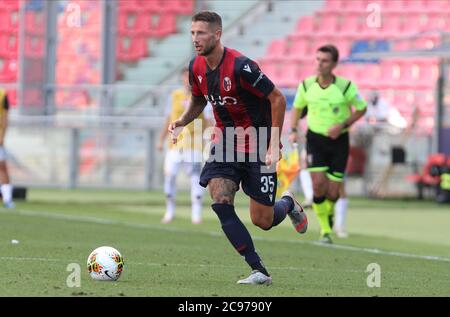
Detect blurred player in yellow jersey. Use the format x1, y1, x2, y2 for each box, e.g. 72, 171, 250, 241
0, 88, 15, 208
157, 68, 211, 224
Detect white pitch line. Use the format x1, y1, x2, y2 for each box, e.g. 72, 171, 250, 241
2, 208, 450, 264
0, 256, 365, 274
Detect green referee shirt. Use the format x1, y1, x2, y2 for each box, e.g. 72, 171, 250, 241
293, 75, 367, 137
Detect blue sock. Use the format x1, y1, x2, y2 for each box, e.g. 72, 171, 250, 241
212, 204, 269, 276
271, 197, 293, 227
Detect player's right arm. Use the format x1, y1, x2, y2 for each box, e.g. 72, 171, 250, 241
168, 95, 207, 144
289, 81, 307, 144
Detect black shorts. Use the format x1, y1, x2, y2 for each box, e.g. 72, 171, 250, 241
199, 159, 277, 207
306, 129, 349, 182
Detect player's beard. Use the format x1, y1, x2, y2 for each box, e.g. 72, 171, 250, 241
200, 41, 216, 56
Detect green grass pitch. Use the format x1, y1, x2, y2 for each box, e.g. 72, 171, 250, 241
0, 188, 449, 296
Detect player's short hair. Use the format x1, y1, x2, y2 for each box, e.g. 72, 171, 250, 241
317, 45, 339, 63
192, 11, 222, 29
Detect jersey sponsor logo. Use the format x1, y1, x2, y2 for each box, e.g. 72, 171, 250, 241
243, 64, 252, 73
204, 95, 238, 107
223, 76, 232, 92
197, 75, 203, 83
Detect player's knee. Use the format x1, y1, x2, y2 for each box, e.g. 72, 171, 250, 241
212, 195, 233, 205
251, 216, 272, 230
313, 182, 327, 196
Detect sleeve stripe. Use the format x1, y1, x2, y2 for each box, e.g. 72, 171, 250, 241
252, 72, 264, 87
343, 81, 352, 96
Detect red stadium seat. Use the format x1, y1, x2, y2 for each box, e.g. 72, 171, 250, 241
339, 13, 362, 36
0, 58, 17, 82
323, 0, 347, 12
345, 0, 368, 13
0, 35, 18, 59
24, 36, 46, 59
286, 38, 312, 61
117, 36, 149, 62
0, 7, 19, 33
117, 0, 140, 11
140, 0, 163, 13
163, 0, 194, 15
152, 14, 176, 37
24, 11, 45, 35
423, 0, 450, 11
266, 39, 288, 62
293, 16, 316, 35
315, 12, 340, 34
297, 63, 316, 80
277, 63, 301, 88
0, 0, 20, 11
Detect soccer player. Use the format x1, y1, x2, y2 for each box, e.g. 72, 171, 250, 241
169, 11, 307, 285
157, 67, 208, 224
0, 88, 15, 209
289, 45, 366, 244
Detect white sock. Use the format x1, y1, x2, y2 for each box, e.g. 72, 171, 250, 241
165, 196, 176, 219
335, 198, 348, 231
300, 170, 313, 202
1, 184, 13, 204
191, 174, 203, 222
164, 173, 177, 218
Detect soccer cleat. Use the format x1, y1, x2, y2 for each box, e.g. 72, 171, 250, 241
3, 201, 15, 209
281, 191, 308, 234
237, 270, 272, 285
161, 214, 174, 224
335, 229, 349, 238
320, 233, 333, 244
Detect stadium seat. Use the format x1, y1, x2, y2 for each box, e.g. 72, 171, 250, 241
293, 16, 316, 35
24, 36, 45, 58
423, 0, 450, 11
277, 63, 301, 88
117, 36, 149, 62
285, 38, 311, 61
345, 0, 368, 13
315, 12, 340, 34
383, 0, 406, 12
323, 0, 347, 12
339, 13, 361, 36
118, 0, 140, 11
0, 58, 17, 82
140, 0, 163, 13
0, 35, 19, 59
163, 0, 194, 15
24, 11, 45, 35
0, 0, 20, 11
420, 13, 447, 31
266, 39, 289, 62
297, 63, 316, 80
0, 8, 19, 33
152, 14, 176, 37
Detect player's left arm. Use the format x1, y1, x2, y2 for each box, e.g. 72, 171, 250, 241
239, 58, 286, 165
267, 87, 286, 166
328, 83, 367, 140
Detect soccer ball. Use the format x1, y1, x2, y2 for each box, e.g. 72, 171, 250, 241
87, 246, 124, 281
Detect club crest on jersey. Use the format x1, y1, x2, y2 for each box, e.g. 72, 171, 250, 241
223, 77, 232, 92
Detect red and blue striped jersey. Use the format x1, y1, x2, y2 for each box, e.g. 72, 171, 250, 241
189, 47, 275, 153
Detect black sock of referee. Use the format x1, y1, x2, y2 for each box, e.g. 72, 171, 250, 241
212, 203, 270, 276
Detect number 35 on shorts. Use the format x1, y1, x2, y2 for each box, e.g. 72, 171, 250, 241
261, 176, 275, 195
